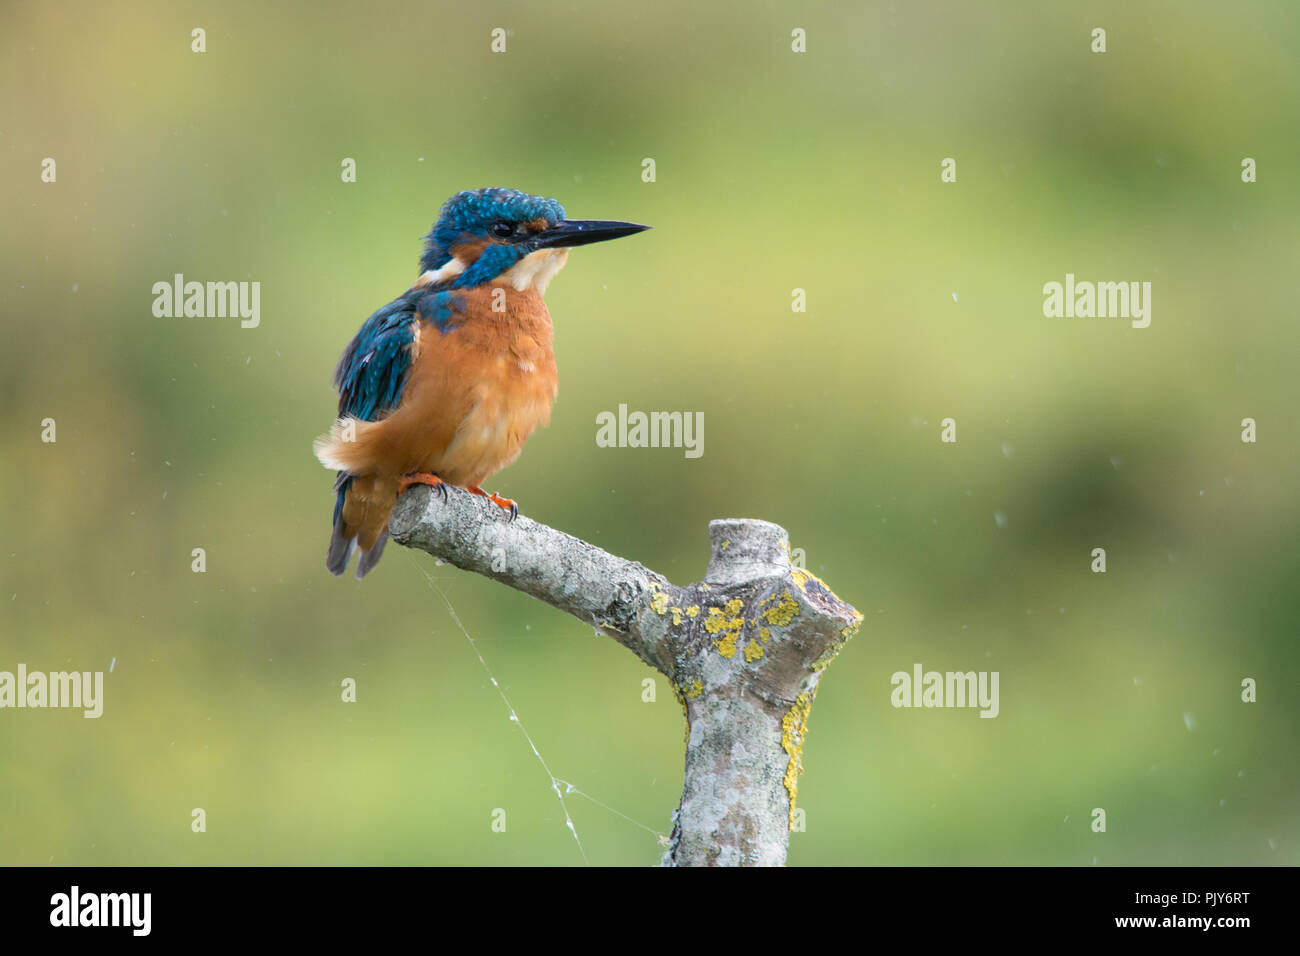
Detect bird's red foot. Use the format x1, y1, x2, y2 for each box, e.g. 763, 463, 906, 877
398, 471, 449, 502
468, 485, 518, 521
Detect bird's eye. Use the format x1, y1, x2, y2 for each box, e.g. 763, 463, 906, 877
491, 221, 514, 238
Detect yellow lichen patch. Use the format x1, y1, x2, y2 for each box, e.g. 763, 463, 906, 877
649, 583, 669, 615
713, 630, 740, 658
670, 607, 683, 626
762, 590, 799, 629
670, 682, 690, 745
671, 681, 686, 709
760, 626, 771, 643
721, 539, 731, 549
812, 612, 864, 672
791, 566, 849, 606
684, 680, 703, 699
811, 641, 844, 672
686, 606, 700, 619
703, 606, 744, 636
704, 601, 746, 657
743, 639, 764, 662
781, 690, 816, 829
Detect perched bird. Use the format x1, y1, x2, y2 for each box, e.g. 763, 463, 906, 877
314, 187, 649, 578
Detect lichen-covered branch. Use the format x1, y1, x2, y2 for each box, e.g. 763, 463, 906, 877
389, 485, 863, 867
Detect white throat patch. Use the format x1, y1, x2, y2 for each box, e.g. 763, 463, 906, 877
496, 247, 570, 293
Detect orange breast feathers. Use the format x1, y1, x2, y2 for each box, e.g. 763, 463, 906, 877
325, 286, 559, 490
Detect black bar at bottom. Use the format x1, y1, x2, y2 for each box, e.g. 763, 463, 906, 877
0, 865, 1283, 941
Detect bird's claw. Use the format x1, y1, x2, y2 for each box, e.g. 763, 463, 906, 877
399, 472, 448, 502
469, 485, 519, 521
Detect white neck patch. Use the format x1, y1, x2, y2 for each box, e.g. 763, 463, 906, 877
415, 256, 467, 288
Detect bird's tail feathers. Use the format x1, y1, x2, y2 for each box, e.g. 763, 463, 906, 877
355, 529, 389, 579
324, 472, 397, 579
326, 475, 356, 576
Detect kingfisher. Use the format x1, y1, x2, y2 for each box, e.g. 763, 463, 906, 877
314, 187, 649, 578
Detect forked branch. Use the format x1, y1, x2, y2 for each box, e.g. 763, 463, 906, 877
389, 485, 863, 866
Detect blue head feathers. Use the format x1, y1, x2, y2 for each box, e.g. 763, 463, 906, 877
420, 188, 566, 274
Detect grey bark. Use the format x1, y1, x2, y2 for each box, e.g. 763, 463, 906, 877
389, 484, 863, 867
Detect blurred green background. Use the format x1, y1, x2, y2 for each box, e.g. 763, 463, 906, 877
1, 0, 1297, 866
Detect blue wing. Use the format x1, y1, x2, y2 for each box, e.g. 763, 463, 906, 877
327, 296, 417, 572
326, 288, 463, 577
334, 297, 418, 422
333, 288, 464, 420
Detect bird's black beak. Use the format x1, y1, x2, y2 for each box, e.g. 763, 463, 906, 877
534, 219, 651, 249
